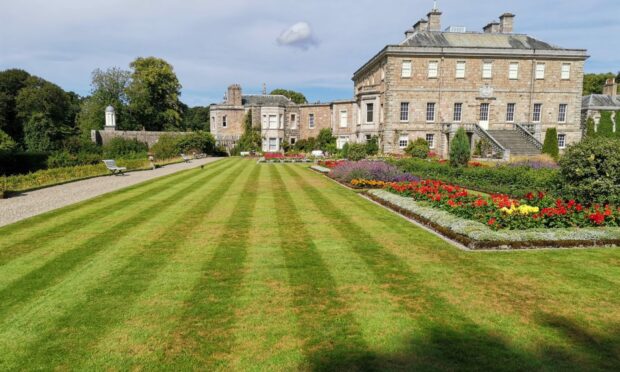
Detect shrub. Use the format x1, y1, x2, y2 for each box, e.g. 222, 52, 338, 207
542, 128, 559, 160
0, 151, 49, 175
316, 129, 336, 151
365, 136, 379, 156
0, 130, 17, 153
585, 117, 596, 138
340, 142, 349, 159
597, 112, 614, 138
559, 137, 620, 204
393, 158, 559, 197
176, 131, 215, 154
103, 137, 148, 159
615, 112, 620, 138
151, 134, 180, 160
405, 138, 429, 159
47, 151, 102, 168
449, 127, 470, 167
346, 143, 367, 161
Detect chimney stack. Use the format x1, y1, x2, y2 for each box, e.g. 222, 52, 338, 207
499, 13, 515, 33
603, 79, 618, 97
427, 9, 442, 31
412, 18, 429, 32
483, 21, 500, 33
227, 84, 242, 106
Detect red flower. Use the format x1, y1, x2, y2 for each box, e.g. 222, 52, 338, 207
588, 212, 605, 225
526, 192, 535, 201
488, 218, 497, 226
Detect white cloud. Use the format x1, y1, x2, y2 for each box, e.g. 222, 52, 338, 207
276, 22, 317, 50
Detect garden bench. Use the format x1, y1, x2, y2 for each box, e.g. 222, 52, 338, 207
103, 160, 127, 175
181, 153, 192, 163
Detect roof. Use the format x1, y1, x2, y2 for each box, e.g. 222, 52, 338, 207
242, 94, 291, 106
400, 31, 569, 50
105, 105, 115, 113
582, 94, 620, 110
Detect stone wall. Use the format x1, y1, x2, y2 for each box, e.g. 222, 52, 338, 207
299, 104, 332, 140
91, 129, 192, 148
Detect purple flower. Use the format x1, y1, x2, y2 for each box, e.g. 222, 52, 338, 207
330, 160, 419, 183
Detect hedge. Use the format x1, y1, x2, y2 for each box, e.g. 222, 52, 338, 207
391, 158, 559, 197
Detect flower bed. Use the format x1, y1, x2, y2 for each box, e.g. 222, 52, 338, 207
329, 160, 419, 184
318, 160, 345, 169
366, 189, 620, 250
384, 179, 620, 230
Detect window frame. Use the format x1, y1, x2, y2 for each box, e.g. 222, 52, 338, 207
339, 110, 348, 128
558, 134, 566, 149
222, 115, 227, 128
366, 103, 374, 123
401, 60, 412, 78
308, 113, 315, 129
532, 103, 542, 123
428, 61, 439, 79
509, 62, 519, 80
535, 63, 546, 80
558, 104, 568, 123
426, 102, 436, 122
453, 103, 462, 122
400, 102, 410, 122
398, 135, 409, 149
506, 103, 516, 122
455, 61, 466, 79
561, 63, 571, 80
426, 133, 435, 149
479, 103, 490, 122
482, 61, 493, 79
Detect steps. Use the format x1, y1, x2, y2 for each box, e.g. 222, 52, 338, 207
486, 130, 541, 156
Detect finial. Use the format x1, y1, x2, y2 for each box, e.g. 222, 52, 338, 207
433, 0, 438, 11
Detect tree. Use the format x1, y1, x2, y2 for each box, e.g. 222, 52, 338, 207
23, 113, 74, 152
125, 57, 183, 131
182, 106, 210, 131
270, 89, 307, 104
449, 128, 470, 167
585, 117, 596, 138
542, 127, 559, 160
78, 67, 132, 133
0, 129, 17, 153
597, 112, 614, 138
236, 110, 261, 152
316, 128, 336, 151
583, 73, 616, 95
0, 69, 31, 142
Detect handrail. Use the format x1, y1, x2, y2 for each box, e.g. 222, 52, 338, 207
514, 123, 543, 150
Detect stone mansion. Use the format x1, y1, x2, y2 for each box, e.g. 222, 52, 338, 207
210, 6, 588, 157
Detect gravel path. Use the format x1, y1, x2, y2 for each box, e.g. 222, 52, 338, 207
0, 157, 222, 228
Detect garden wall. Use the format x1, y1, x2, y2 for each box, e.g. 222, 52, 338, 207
91, 129, 192, 148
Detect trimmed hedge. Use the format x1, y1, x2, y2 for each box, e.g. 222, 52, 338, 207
0, 152, 49, 175
392, 158, 559, 197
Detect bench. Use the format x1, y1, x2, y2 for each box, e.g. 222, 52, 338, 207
181, 153, 192, 163
103, 159, 127, 175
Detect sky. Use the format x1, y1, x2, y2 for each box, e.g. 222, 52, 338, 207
1, 0, 619, 106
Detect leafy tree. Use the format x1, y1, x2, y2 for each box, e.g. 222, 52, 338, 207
583, 72, 616, 95
176, 131, 215, 154
126, 57, 183, 131
78, 67, 132, 133
182, 105, 210, 131
0, 129, 17, 153
16, 76, 73, 126
23, 113, 74, 152
365, 136, 379, 156
585, 117, 596, 138
542, 128, 559, 160
0, 69, 31, 142
270, 89, 308, 104
405, 138, 430, 158
316, 128, 336, 151
597, 112, 614, 138
449, 127, 470, 167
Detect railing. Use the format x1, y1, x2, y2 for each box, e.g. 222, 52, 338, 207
441, 123, 476, 133
514, 123, 543, 151
472, 124, 509, 161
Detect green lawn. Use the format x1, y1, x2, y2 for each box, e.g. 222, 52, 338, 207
1, 158, 619, 371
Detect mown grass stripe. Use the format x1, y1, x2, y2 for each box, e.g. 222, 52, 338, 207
161, 163, 261, 370
10, 159, 252, 370
0, 159, 232, 264
0, 161, 238, 320
270, 165, 376, 371
0, 159, 227, 237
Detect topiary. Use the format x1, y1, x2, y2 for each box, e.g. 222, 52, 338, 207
585, 117, 596, 138
449, 127, 470, 167
542, 127, 559, 160
559, 137, 620, 204
347, 143, 367, 161
597, 111, 614, 138
405, 138, 430, 159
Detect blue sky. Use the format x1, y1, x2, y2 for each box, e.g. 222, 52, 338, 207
1, 0, 618, 106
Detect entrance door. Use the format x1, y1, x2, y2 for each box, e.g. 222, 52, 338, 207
479, 103, 490, 130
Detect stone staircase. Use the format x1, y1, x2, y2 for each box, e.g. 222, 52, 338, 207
486, 130, 541, 157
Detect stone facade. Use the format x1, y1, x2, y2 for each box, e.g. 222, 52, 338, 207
210, 6, 588, 157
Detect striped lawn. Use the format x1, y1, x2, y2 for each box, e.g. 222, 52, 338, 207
0, 158, 619, 371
